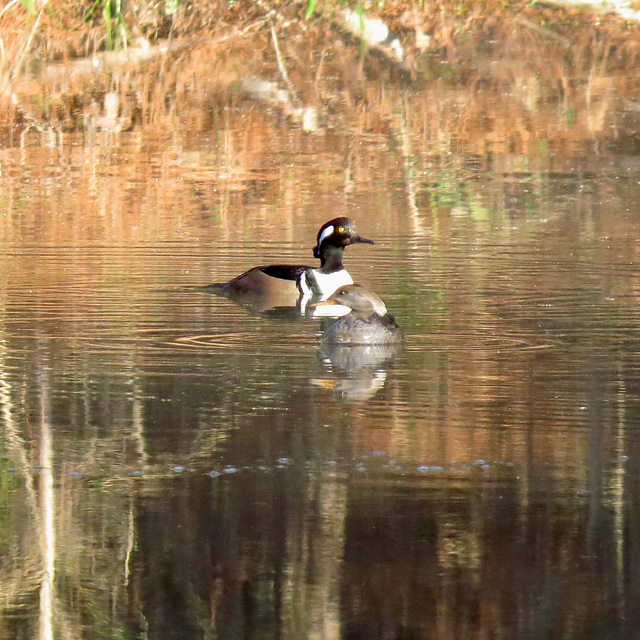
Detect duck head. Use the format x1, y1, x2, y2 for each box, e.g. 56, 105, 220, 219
322, 284, 388, 320
313, 217, 374, 260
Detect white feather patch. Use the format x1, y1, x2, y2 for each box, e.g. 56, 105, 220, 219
316, 225, 335, 248
313, 269, 353, 298
298, 269, 354, 317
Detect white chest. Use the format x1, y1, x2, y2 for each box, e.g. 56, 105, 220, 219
298, 268, 354, 317
309, 269, 353, 298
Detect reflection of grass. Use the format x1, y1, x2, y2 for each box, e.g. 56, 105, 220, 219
423, 173, 492, 219
0, 464, 22, 492
537, 138, 549, 154
428, 178, 460, 212
0, 446, 143, 637
564, 109, 578, 127
0, 465, 24, 563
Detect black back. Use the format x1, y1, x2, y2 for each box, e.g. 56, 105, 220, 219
260, 265, 307, 281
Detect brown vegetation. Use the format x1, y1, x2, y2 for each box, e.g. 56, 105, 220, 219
2, 0, 640, 87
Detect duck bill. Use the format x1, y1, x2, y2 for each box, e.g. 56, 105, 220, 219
310, 299, 339, 309
350, 234, 374, 245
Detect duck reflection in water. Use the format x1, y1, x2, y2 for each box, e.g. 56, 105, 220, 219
204, 217, 374, 316
312, 284, 404, 401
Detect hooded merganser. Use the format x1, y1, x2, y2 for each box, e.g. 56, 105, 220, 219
205, 218, 374, 310
316, 284, 404, 345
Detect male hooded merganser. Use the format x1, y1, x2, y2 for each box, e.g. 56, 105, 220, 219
316, 284, 404, 345
206, 218, 374, 311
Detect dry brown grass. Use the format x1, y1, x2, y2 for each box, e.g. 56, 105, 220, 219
2, 0, 640, 86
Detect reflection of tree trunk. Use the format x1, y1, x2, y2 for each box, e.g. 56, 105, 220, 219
132, 379, 148, 468
612, 366, 626, 620
398, 94, 429, 242
0, 293, 50, 615
282, 474, 347, 640
0, 335, 38, 515
38, 368, 55, 640
124, 499, 136, 587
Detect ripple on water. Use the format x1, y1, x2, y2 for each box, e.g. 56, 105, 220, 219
404, 331, 555, 353
168, 331, 319, 351
170, 332, 256, 348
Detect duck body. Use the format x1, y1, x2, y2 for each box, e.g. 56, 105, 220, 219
323, 310, 403, 345
319, 284, 404, 345
206, 218, 373, 312
211, 264, 305, 298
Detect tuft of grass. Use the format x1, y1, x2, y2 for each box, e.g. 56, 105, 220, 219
83, 0, 128, 50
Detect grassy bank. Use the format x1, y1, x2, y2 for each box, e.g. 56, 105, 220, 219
2, 0, 640, 84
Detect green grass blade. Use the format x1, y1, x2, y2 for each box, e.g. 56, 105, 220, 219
103, 0, 113, 50
19, 0, 36, 16
303, 0, 316, 20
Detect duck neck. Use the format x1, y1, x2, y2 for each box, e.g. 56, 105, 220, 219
351, 309, 377, 321
351, 298, 388, 321
319, 246, 346, 274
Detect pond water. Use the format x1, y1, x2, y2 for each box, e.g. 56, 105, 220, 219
2, 24, 640, 640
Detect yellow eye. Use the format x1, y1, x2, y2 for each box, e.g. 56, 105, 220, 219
337, 226, 344, 233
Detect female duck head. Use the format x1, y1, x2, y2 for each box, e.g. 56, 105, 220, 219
325, 284, 388, 319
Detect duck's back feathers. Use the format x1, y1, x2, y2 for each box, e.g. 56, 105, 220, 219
205, 265, 304, 298
323, 310, 403, 345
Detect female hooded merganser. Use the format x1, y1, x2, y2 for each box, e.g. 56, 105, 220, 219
316, 284, 403, 345
206, 218, 374, 310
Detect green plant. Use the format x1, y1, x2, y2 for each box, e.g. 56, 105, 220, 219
19, 0, 36, 16
83, 0, 127, 50
303, 0, 316, 19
